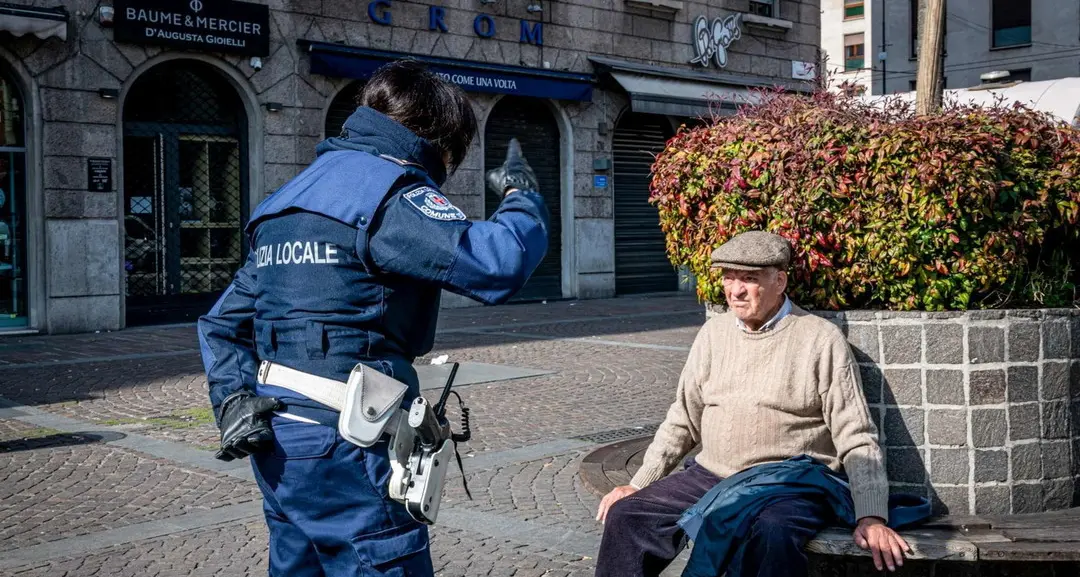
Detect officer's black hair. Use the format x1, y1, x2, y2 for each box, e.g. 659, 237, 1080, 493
358, 60, 478, 173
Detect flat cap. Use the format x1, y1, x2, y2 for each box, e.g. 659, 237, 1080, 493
710, 230, 792, 270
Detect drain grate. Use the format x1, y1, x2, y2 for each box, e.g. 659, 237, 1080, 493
573, 423, 660, 444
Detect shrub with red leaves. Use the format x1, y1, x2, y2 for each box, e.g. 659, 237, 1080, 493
649, 90, 1080, 310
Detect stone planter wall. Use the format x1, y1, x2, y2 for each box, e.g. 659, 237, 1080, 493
706, 304, 1080, 516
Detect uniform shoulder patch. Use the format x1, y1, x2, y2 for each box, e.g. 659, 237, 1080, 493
402, 187, 467, 222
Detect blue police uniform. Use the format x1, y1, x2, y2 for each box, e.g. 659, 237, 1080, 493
198, 106, 549, 576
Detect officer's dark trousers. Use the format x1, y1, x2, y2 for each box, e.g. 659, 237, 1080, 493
595, 461, 832, 577
251, 415, 433, 577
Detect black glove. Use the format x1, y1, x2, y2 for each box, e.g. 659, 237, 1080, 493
486, 138, 540, 199
214, 391, 282, 462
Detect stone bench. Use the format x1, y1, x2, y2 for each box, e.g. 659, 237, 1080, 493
579, 436, 1080, 567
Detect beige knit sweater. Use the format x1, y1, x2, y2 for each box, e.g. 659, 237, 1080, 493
630, 304, 890, 522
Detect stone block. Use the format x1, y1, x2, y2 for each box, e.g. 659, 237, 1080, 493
1041, 442, 1071, 479
1043, 320, 1070, 359
971, 409, 1006, 447
860, 365, 883, 404
47, 220, 119, 298
975, 449, 1008, 483
264, 135, 296, 164
45, 191, 117, 219
576, 272, 614, 299
1044, 479, 1074, 510
928, 410, 968, 446
927, 370, 964, 405
970, 370, 1006, 405
631, 15, 669, 40
884, 408, 924, 447
1073, 316, 1080, 358
44, 123, 117, 158
925, 324, 963, 364
881, 326, 922, 365
974, 485, 1011, 516
846, 324, 879, 363
41, 88, 116, 125
1042, 401, 1069, 439
970, 310, 1006, 320
932, 486, 970, 515
1007, 366, 1039, 403
574, 197, 613, 220
1012, 443, 1042, 481
882, 369, 922, 405
1008, 322, 1041, 362
1073, 362, 1080, 399
613, 33, 650, 60
968, 327, 1005, 363
47, 295, 121, 334
930, 449, 969, 484
886, 447, 926, 484
575, 219, 614, 274
43, 157, 88, 191
1042, 361, 1069, 400
1012, 483, 1044, 514
1009, 403, 1041, 441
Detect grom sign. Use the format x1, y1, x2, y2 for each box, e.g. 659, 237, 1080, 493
114, 0, 270, 57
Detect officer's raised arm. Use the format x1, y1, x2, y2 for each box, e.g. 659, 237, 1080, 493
368, 138, 550, 305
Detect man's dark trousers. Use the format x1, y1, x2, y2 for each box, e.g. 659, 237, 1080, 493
595, 461, 833, 577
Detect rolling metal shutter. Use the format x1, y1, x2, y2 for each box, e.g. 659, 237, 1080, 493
484, 97, 562, 302
325, 81, 364, 139
614, 113, 676, 295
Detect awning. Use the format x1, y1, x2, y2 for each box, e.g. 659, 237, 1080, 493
300, 41, 594, 102
589, 55, 810, 118
0, 2, 68, 41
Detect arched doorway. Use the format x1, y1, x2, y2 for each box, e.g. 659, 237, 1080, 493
122, 60, 248, 325
0, 65, 29, 328
484, 96, 562, 302
613, 112, 676, 295
325, 81, 364, 139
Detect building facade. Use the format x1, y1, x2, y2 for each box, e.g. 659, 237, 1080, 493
0, 0, 819, 334
822, 0, 1080, 96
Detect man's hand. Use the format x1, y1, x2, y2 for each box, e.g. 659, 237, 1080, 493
214, 391, 282, 462
596, 485, 638, 523
854, 517, 911, 572
486, 138, 540, 199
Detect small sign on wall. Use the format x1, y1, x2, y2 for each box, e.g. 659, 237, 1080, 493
594, 175, 608, 188
792, 61, 817, 81
87, 158, 112, 192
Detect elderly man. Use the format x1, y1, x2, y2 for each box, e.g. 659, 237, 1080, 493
594, 231, 910, 577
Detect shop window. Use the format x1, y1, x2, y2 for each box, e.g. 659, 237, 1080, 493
992, 0, 1031, 48
0, 70, 28, 328
845, 33, 865, 70
845, 0, 864, 20
748, 0, 775, 18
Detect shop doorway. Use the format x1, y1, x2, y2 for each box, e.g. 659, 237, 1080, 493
484, 96, 563, 302
122, 60, 248, 325
0, 66, 29, 328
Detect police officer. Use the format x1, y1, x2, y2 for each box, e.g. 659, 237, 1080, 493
198, 60, 549, 576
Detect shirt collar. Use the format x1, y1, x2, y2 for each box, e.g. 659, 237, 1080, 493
735, 296, 791, 333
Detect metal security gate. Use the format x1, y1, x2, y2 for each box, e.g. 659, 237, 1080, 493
484, 97, 562, 302
122, 61, 248, 326
613, 113, 676, 295
325, 81, 364, 138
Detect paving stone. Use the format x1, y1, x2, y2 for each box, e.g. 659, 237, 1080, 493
927, 410, 967, 446
860, 365, 883, 404
1041, 442, 1072, 479
930, 448, 969, 484
931, 485, 970, 516
881, 326, 922, 365
846, 324, 879, 363
970, 369, 1006, 405
971, 409, 1007, 448
974, 449, 1008, 483
1009, 403, 1042, 442
884, 408, 924, 447
886, 448, 926, 484
1042, 321, 1071, 359
968, 327, 1004, 364
1042, 361, 1070, 400
925, 324, 963, 364
1012, 443, 1042, 481
882, 369, 923, 406
974, 485, 1011, 516
1007, 323, 1041, 362
1007, 366, 1039, 403
1012, 483, 1045, 514
926, 370, 964, 405
1042, 401, 1070, 440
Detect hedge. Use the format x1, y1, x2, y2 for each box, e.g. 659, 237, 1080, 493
648, 90, 1080, 310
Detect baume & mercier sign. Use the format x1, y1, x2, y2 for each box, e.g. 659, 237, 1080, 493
114, 0, 270, 57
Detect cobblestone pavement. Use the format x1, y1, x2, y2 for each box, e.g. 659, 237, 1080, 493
0, 294, 704, 576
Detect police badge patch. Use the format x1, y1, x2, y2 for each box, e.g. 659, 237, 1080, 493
403, 187, 467, 222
